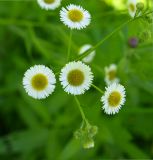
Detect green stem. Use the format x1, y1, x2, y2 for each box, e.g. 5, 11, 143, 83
92, 84, 104, 94
67, 29, 72, 62
74, 96, 89, 125
74, 10, 153, 61
75, 19, 132, 61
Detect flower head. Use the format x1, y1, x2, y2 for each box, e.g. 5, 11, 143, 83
104, 64, 119, 85
79, 44, 95, 63
37, 0, 61, 10
23, 65, 56, 99
101, 83, 126, 115
127, 0, 137, 18
59, 61, 93, 95
60, 4, 91, 30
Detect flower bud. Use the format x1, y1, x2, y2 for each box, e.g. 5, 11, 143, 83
136, 2, 144, 11
74, 130, 82, 139
88, 125, 98, 138
83, 138, 94, 149
74, 122, 98, 149
128, 37, 139, 48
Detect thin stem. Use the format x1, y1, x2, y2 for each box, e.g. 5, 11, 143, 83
74, 96, 89, 125
75, 19, 132, 61
92, 84, 104, 94
67, 29, 72, 62
74, 10, 153, 61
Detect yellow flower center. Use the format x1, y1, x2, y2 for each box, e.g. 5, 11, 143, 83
129, 3, 135, 12
108, 91, 121, 107
67, 69, 84, 86
31, 73, 48, 91
108, 70, 116, 81
68, 9, 83, 22
44, 0, 55, 4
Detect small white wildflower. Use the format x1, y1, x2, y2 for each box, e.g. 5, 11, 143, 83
60, 4, 91, 30
127, 0, 137, 18
23, 65, 56, 99
59, 61, 93, 95
101, 83, 126, 115
104, 64, 119, 85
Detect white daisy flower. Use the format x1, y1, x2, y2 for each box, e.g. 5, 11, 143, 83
104, 64, 119, 85
101, 83, 126, 115
59, 61, 93, 95
60, 4, 91, 30
37, 0, 61, 10
79, 44, 95, 63
127, 0, 137, 18
23, 65, 56, 99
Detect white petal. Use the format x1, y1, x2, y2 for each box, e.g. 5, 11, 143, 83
101, 83, 126, 115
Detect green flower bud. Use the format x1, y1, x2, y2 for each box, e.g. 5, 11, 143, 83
83, 138, 94, 149
74, 130, 82, 139
74, 122, 98, 149
136, 2, 144, 11
88, 125, 98, 138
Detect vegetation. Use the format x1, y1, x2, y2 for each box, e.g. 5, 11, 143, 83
0, 0, 153, 159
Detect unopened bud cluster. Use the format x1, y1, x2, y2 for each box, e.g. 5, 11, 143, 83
74, 122, 98, 149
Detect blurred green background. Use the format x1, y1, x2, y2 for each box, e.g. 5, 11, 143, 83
0, 0, 153, 159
